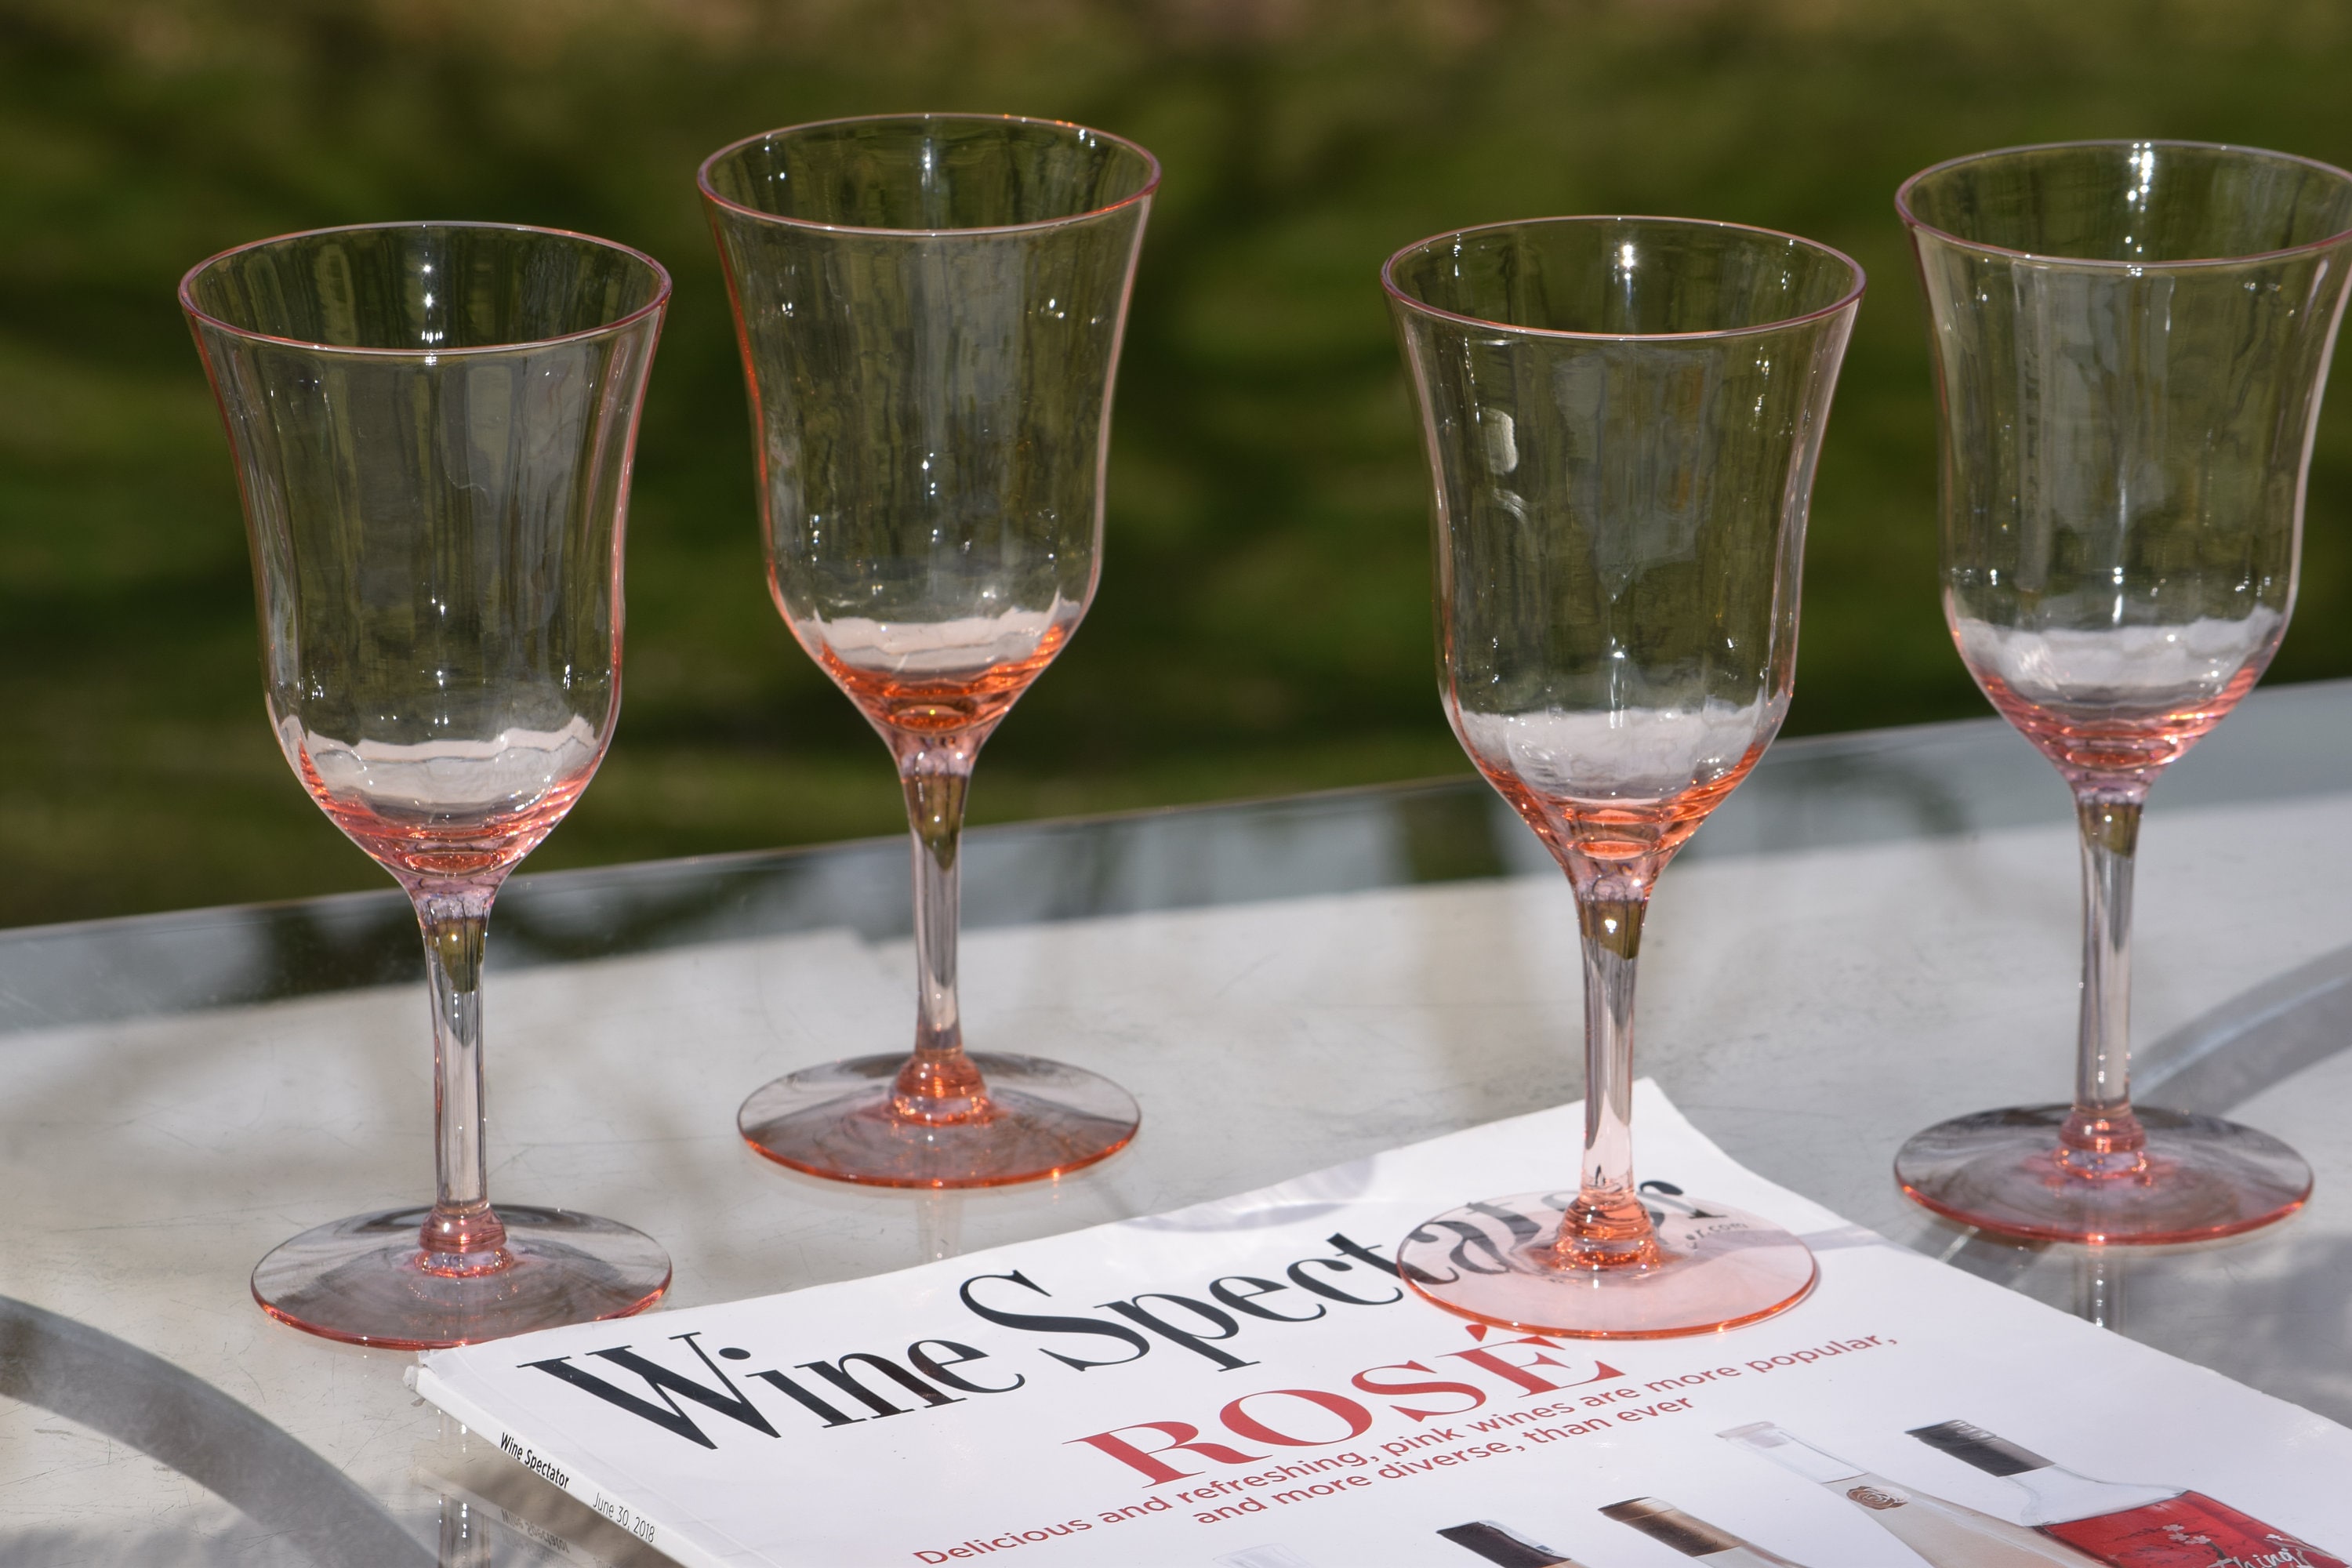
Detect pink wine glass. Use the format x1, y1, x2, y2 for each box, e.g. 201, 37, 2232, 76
1385, 216, 1864, 1336
1895, 141, 2352, 1243
183, 222, 673, 1346
701, 115, 1157, 1187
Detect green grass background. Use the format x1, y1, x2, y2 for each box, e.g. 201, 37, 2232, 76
3, 0, 2350, 926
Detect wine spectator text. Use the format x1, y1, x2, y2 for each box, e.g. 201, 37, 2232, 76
521, 1232, 1425, 1448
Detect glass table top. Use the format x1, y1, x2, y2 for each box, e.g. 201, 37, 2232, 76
3, 681, 2351, 1563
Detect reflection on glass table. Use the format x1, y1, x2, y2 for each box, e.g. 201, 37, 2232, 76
4, 681, 2352, 1563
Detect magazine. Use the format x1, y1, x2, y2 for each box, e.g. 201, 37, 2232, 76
416, 1083, 2351, 1566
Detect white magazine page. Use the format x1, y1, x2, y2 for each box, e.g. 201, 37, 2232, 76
418, 1083, 2352, 1567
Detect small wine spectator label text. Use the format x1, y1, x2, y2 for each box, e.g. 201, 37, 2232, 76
496, 1431, 570, 1491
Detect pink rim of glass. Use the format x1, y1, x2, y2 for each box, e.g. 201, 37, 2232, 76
180, 219, 673, 358
1896, 137, 2352, 270
1381, 212, 1865, 344
696, 112, 1162, 240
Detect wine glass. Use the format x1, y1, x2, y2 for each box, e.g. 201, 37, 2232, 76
181, 222, 673, 1346
1385, 216, 1864, 1335
701, 114, 1158, 1188
1894, 141, 2352, 1243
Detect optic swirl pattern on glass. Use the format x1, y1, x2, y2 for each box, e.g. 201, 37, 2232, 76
1894, 140, 2352, 1243
183, 221, 672, 1346
1385, 216, 1862, 1335
703, 114, 1157, 1187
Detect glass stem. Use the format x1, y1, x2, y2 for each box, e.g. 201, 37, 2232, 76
893, 734, 990, 1123
414, 884, 507, 1269
1559, 886, 1661, 1268
2063, 789, 2147, 1174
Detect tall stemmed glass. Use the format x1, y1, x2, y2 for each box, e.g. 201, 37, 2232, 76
1894, 141, 2352, 1243
182, 223, 673, 1346
702, 114, 1157, 1188
1385, 217, 1864, 1336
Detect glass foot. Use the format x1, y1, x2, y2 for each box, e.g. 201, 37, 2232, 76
252, 1205, 670, 1350
1895, 1104, 2312, 1243
1396, 1190, 1817, 1338
739, 1051, 1139, 1189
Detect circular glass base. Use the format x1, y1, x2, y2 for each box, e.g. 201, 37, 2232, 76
1396, 1190, 1818, 1338
252, 1205, 670, 1350
739, 1051, 1139, 1189
1895, 1104, 2312, 1244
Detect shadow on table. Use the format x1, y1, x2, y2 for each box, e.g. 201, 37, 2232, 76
0, 1297, 670, 1566
0, 1296, 428, 1566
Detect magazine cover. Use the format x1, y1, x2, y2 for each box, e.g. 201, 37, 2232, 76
416, 1083, 2351, 1566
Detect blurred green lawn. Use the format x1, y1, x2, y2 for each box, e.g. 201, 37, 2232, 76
3, 0, 2350, 926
